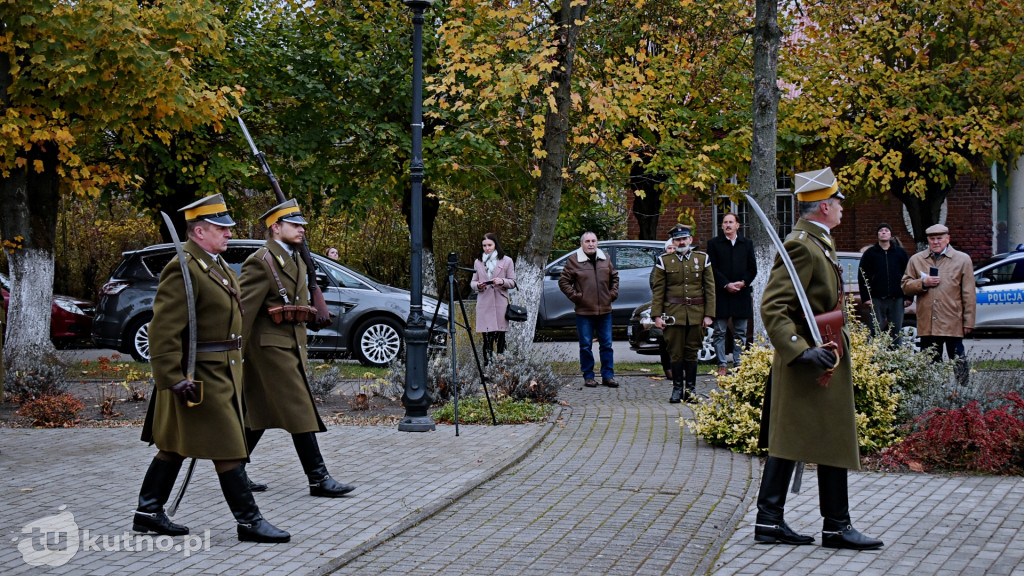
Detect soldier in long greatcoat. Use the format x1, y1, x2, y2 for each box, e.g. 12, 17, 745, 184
239, 199, 354, 498
755, 168, 882, 551
651, 224, 715, 403
134, 194, 289, 543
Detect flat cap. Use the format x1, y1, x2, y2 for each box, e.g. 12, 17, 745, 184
925, 224, 949, 236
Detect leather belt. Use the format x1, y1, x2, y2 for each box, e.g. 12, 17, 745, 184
196, 337, 243, 353
667, 296, 705, 305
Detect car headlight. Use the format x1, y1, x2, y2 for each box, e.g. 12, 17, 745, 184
54, 298, 86, 316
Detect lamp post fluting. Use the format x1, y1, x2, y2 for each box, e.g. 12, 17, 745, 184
398, 0, 436, 432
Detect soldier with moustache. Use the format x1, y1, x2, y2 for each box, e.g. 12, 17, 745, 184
651, 224, 715, 404
239, 199, 355, 498
133, 194, 289, 543
755, 168, 883, 550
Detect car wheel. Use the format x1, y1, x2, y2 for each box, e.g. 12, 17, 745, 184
698, 327, 718, 364
353, 317, 404, 367
900, 324, 920, 351
126, 315, 153, 362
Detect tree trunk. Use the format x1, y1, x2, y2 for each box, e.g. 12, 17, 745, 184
0, 146, 61, 376
748, 0, 782, 337
509, 0, 591, 352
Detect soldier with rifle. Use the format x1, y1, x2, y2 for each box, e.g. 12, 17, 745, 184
753, 168, 883, 550
132, 194, 290, 543
239, 199, 355, 498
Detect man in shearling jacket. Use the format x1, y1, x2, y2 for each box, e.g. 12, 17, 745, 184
558, 231, 620, 388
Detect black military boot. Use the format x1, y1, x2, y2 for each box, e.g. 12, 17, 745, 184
133, 457, 189, 536
753, 457, 813, 545
218, 466, 290, 543
243, 429, 268, 492
819, 464, 883, 550
682, 361, 698, 403
293, 432, 355, 498
669, 362, 684, 404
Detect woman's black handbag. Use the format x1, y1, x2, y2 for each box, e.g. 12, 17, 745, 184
504, 291, 528, 322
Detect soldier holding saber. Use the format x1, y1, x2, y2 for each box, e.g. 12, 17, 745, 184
753, 168, 883, 550
132, 194, 290, 543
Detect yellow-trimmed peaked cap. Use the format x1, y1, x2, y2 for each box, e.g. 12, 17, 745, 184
670, 224, 692, 239
794, 167, 845, 202
262, 198, 308, 227
179, 193, 235, 226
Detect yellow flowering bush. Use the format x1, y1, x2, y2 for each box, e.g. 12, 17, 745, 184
685, 317, 902, 455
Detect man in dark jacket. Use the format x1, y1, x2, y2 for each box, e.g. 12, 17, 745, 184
558, 231, 620, 388
857, 223, 910, 343
706, 212, 757, 376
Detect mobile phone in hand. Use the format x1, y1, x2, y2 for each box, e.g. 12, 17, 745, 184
929, 266, 939, 276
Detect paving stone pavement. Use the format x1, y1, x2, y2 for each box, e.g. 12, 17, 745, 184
4, 373, 1024, 575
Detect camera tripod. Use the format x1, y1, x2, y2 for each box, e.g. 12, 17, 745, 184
427, 252, 498, 435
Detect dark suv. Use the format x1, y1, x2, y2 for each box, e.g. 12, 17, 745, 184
91, 240, 448, 366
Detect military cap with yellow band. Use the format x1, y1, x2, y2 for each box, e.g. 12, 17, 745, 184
261, 198, 308, 227
793, 167, 845, 202
179, 193, 236, 226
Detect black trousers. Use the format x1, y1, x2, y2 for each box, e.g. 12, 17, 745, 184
756, 456, 850, 525
482, 331, 506, 364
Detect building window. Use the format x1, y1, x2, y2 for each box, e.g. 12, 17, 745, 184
775, 193, 794, 238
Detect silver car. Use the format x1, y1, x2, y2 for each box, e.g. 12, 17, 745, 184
91, 240, 447, 366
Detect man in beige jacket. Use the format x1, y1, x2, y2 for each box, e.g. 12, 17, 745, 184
901, 224, 975, 384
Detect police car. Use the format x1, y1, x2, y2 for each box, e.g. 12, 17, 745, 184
973, 246, 1024, 331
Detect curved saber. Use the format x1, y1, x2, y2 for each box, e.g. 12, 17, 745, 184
159, 211, 198, 515
743, 193, 823, 346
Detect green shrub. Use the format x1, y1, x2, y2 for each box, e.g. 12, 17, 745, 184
686, 317, 907, 455
5, 364, 69, 402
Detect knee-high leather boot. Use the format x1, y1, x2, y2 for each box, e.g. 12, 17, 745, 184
753, 456, 812, 545
292, 432, 355, 497
133, 457, 189, 536
242, 428, 268, 492
218, 466, 290, 543
819, 465, 883, 550
669, 362, 685, 403
683, 361, 698, 403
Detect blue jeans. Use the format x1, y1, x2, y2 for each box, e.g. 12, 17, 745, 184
576, 313, 614, 380
712, 317, 749, 367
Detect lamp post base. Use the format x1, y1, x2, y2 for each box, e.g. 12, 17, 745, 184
398, 415, 436, 432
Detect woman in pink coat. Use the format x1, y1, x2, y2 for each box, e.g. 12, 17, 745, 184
471, 233, 517, 364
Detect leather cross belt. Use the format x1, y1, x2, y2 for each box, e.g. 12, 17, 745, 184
667, 296, 705, 305
196, 337, 243, 353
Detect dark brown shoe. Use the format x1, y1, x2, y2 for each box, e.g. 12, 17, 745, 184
602, 377, 618, 388
584, 378, 598, 388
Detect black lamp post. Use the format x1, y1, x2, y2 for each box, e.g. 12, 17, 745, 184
398, 0, 436, 432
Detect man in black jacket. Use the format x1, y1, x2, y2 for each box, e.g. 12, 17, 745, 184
705, 212, 757, 376
857, 223, 911, 343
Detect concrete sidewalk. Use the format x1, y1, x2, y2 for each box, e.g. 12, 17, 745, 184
3, 374, 1024, 575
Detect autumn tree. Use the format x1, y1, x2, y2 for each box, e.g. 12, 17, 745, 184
0, 0, 243, 375
784, 0, 1024, 246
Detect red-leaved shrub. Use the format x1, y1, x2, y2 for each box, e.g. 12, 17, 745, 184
869, 393, 1024, 475
15, 393, 85, 428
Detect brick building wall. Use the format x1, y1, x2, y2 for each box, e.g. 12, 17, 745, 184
626, 175, 994, 263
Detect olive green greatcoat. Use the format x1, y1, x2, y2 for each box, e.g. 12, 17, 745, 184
650, 250, 716, 324
141, 239, 248, 460
759, 219, 860, 471
239, 241, 325, 434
